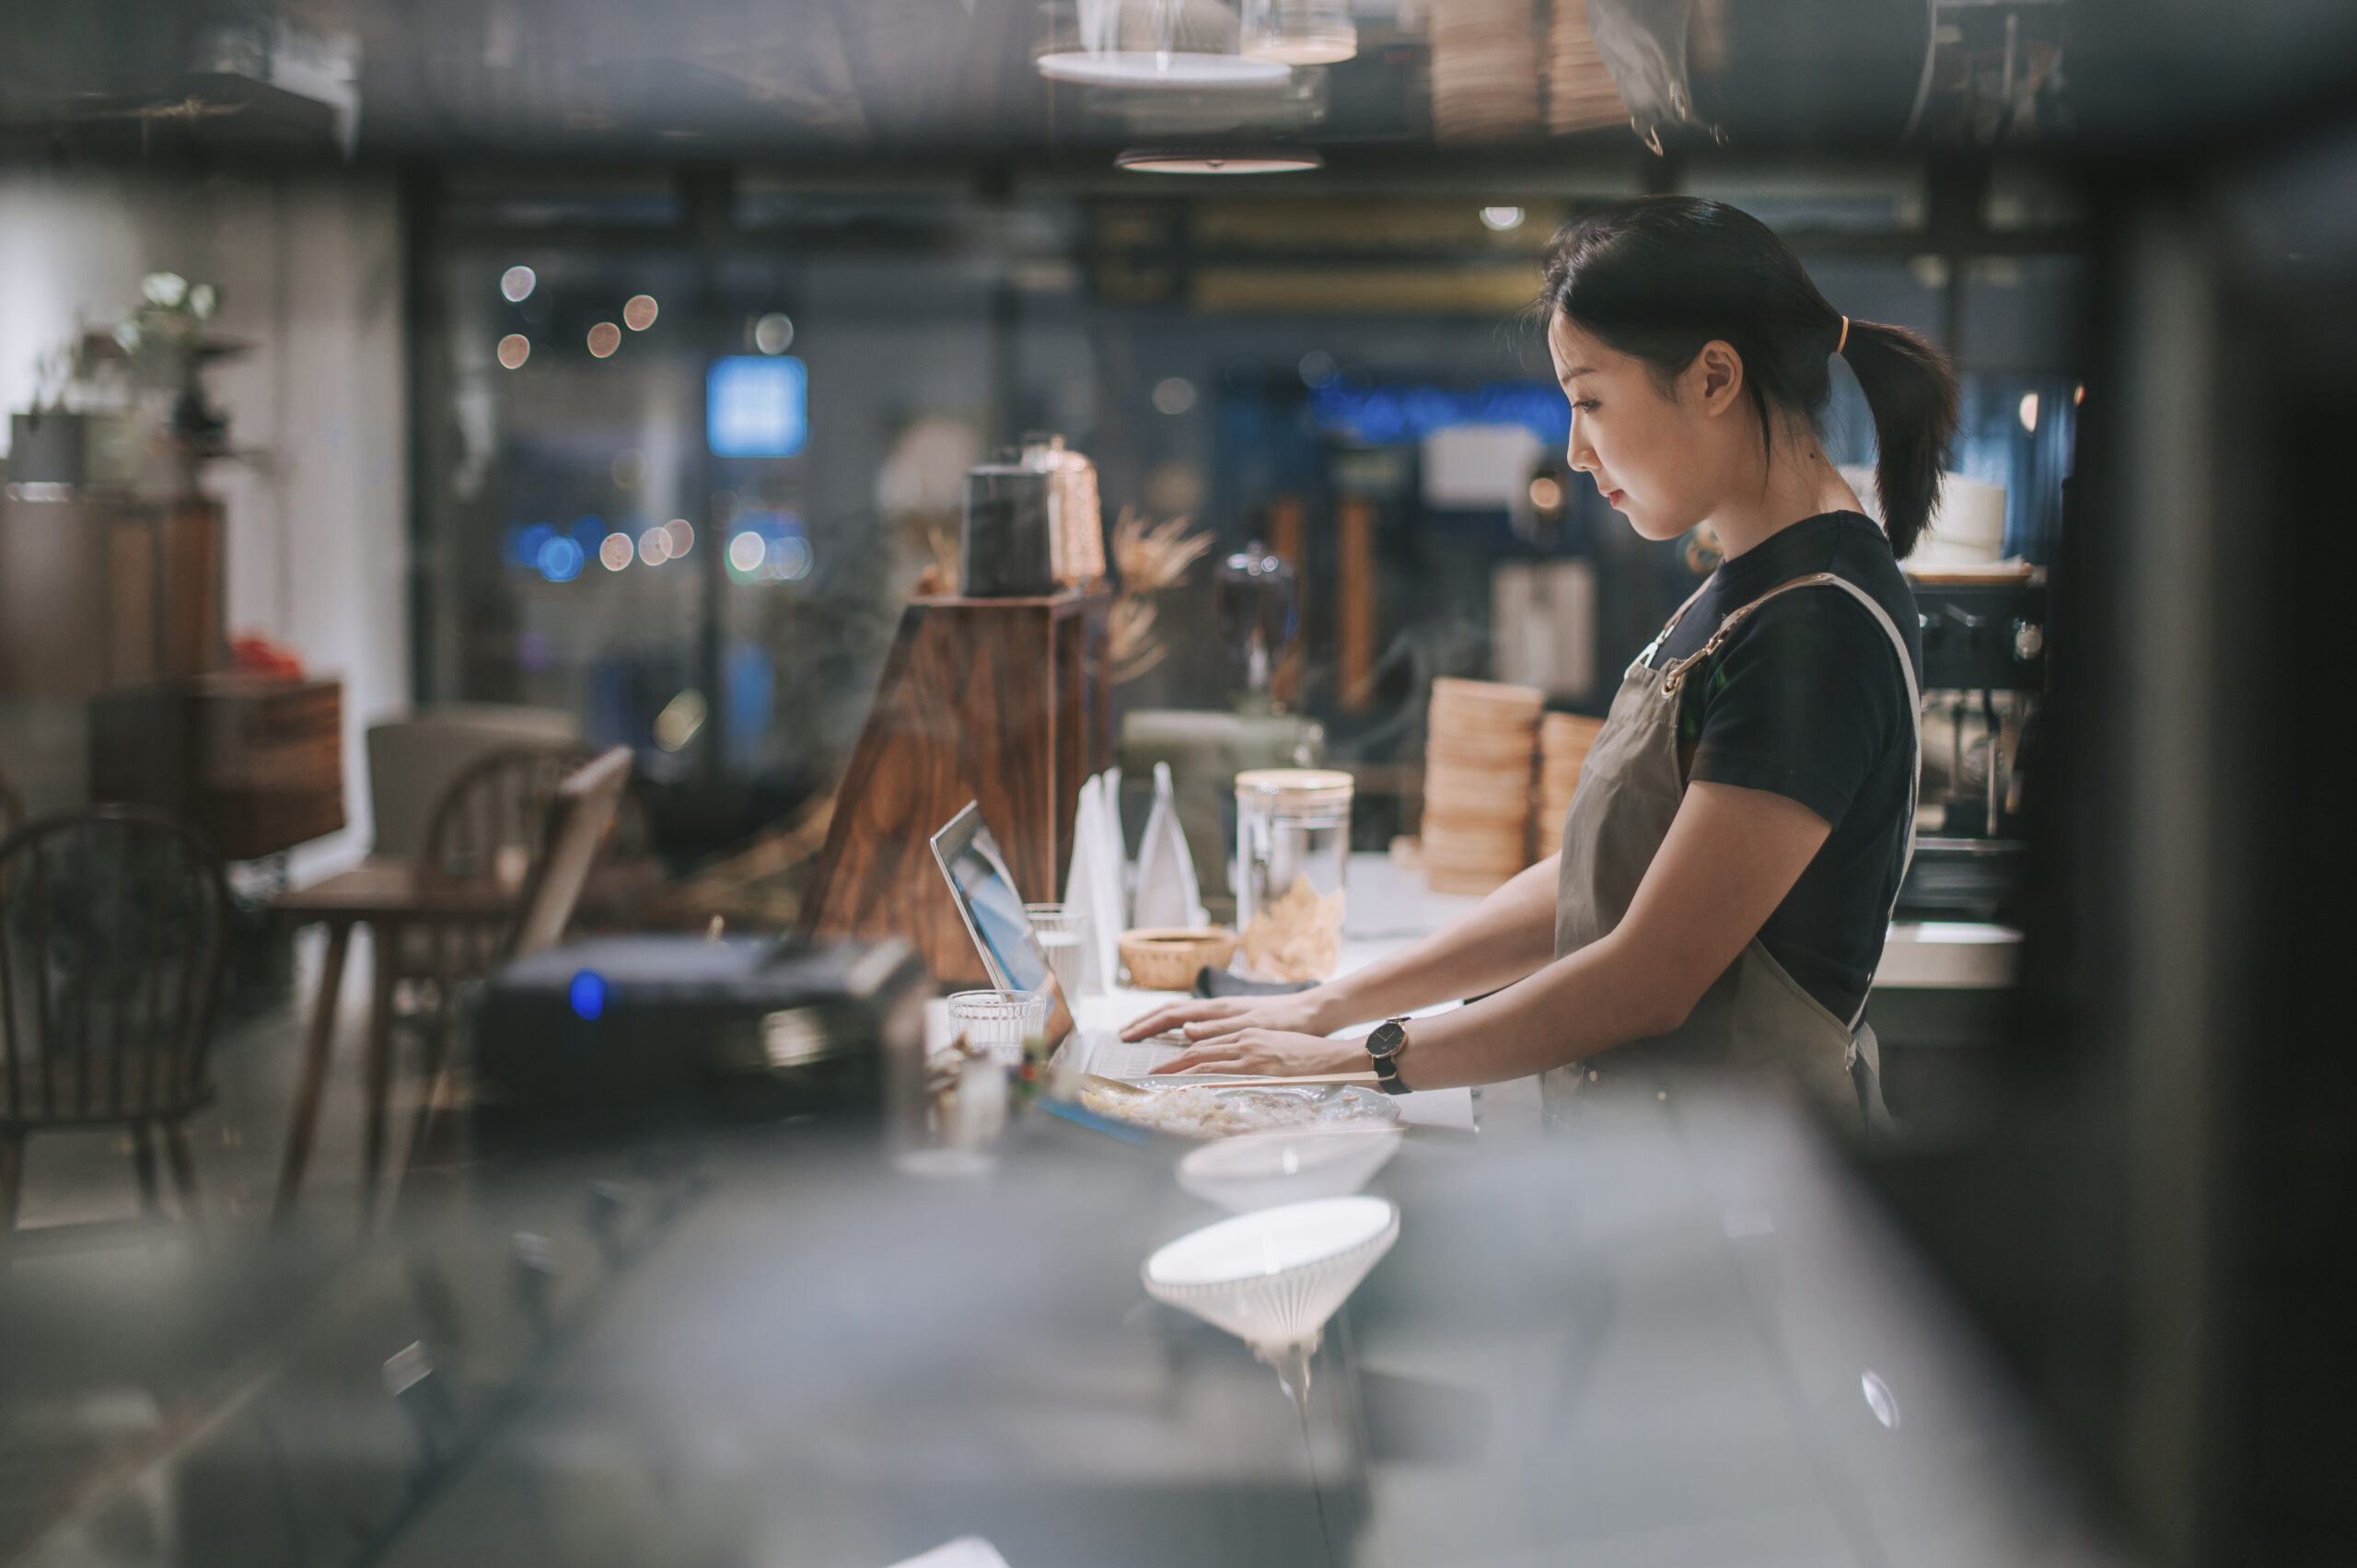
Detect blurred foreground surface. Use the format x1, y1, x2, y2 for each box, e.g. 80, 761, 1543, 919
7, 1088, 2120, 1568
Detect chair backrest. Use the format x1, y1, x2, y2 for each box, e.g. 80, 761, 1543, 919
0, 808, 230, 1127
507, 747, 636, 960
420, 745, 590, 889
366, 705, 582, 857
420, 744, 650, 894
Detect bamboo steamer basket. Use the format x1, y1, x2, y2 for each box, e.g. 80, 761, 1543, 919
1119, 926, 1240, 992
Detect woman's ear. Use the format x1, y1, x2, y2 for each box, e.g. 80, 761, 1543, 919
1691, 340, 1746, 415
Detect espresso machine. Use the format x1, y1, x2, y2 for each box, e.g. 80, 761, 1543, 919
1898, 568, 2047, 922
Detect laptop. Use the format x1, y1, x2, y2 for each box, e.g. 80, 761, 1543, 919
929, 802, 1189, 1079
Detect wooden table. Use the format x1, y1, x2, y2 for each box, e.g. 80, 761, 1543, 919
270, 858, 515, 1228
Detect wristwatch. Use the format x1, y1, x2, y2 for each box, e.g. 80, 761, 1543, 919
1365, 1016, 1412, 1095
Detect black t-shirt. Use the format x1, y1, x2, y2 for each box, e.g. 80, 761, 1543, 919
1645, 512, 1921, 1024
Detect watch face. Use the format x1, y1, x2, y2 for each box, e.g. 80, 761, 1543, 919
1368, 1021, 1404, 1059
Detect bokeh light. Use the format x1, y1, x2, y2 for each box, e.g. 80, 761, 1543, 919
638, 527, 671, 565
1479, 204, 1526, 231
598, 533, 634, 571
587, 321, 621, 358
662, 518, 695, 557
623, 295, 659, 331
2018, 390, 2041, 432
1298, 349, 1337, 387
501, 265, 537, 302
754, 312, 795, 354
655, 690, 707, 752
536, 535, 585, 582
726, 530, 766, 575
1153, 377, 1197, 414
771, 534, 813, 580
1528, 474, 1563, 511
498, 333, 531, 369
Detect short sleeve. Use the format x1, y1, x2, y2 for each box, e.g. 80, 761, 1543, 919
1685, 589, 1904, 829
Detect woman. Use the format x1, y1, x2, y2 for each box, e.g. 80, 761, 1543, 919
1126, 196, 1957, 1131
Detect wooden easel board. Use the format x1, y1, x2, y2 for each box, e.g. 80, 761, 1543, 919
800, 590, 1109, 986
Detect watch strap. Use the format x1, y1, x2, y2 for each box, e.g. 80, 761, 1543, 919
1368, 1017, 1412, 1095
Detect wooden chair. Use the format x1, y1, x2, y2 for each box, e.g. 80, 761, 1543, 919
0, 807, 230, 1232
271, 747, 641, 1227
398, 744, 645, 988
401, 747, 635, 1185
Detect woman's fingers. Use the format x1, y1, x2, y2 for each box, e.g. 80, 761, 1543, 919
1120, 997, 1247, 1041
1149, 1046, 1234, 1074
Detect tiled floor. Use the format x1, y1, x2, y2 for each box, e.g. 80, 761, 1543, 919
0, 928, 412, 1563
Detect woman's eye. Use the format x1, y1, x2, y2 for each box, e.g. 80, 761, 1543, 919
1572, 399, 1599, 412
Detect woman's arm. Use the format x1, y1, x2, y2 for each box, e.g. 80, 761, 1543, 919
1154, 781, 1830, 1082
1120, 853, 1562, 1043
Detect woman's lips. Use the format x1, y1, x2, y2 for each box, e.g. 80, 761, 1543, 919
1604, 488, 1626, 508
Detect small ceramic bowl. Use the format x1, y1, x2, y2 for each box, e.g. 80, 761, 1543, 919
1119, 926, 1239, 992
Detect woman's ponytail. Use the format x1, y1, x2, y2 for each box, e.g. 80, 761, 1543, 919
1840, 319, 1959, 561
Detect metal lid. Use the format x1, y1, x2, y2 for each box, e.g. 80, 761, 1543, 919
1235, 767, 1353, 814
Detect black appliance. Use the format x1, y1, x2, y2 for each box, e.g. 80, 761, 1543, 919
958, 459, 1057, 597
470, 934, 929, 1142
1900, 571, 2047, 921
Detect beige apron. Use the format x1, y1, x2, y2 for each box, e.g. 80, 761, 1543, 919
1543, 572, 1920, 1135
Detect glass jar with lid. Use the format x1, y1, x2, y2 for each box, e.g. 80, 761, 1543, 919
1233, 767, 1353, 981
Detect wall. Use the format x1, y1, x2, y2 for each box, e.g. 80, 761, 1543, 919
0, 164, 407, 879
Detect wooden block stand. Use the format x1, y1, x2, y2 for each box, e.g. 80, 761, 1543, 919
90, 674, 346, 860
801, 591, 1109, 987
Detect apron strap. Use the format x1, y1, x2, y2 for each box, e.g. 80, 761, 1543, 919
1636, 578, 1717, 668
1648, 571, 1924, 1033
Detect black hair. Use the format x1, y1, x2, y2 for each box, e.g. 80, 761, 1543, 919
1538, 195, 1959, 560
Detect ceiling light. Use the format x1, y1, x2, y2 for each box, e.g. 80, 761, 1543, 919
1115, 145, 1324, 175
1039, 51, 1291, 87
1242, 0, 1357, 64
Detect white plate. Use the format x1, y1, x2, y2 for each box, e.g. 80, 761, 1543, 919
1037, 51, 1292, 87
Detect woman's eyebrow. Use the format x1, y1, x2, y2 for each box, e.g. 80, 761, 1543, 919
1559, 366, 1596, 379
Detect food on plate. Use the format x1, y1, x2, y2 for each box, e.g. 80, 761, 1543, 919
1079, 1078, 1395, 1139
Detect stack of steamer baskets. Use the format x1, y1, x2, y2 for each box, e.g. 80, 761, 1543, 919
1534, 713, 1607, 859
1421, 678, 1544, 894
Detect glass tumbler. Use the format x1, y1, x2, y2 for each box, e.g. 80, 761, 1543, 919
1024, 903, 1092, 1000
946, 989, 1051, 1068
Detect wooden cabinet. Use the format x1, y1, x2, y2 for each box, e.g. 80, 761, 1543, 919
89, 676, 346, 860
0, 494, 224, 695
801, 591, 1109, 987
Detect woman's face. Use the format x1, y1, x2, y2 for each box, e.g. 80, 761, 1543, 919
1547, 313, 1743, 542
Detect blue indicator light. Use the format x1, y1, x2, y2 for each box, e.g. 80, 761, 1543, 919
568, 970, 608, 1021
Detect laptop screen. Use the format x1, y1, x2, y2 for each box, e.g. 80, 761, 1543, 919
930, 803, 1076, 1046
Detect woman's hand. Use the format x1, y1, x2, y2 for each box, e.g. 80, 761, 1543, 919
1119, 987, 1332, 1044
1150, 1029, 1368, 1078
